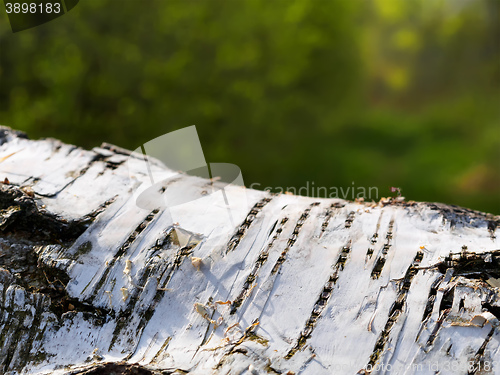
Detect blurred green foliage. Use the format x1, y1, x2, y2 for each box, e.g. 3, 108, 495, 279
0, 0, 499, 213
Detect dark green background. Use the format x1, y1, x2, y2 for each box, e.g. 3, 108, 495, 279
1, 0, 499, 213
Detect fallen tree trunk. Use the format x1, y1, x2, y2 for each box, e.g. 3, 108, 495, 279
0, 126, 498, 375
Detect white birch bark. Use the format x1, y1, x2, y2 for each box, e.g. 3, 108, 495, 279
0, 126, 498, 375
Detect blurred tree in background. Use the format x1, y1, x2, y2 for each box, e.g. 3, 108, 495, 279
0, 0, 498, 213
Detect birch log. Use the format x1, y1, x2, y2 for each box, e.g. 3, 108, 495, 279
0, 126, 498, 375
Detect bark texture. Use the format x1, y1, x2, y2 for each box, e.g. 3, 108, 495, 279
0, 126, 498, 375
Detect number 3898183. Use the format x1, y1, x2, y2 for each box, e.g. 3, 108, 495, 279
5, 3, 61, 14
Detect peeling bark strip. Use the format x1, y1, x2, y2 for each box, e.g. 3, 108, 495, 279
363, 251, 424, 373
225, 197, 272, 253
421, 280, 455, 350
230, 217, 289, 314
285, 241, 353, 359
271, 202, 319, 275
370, 218, 394, 279
89, 209, 160, 301
421, 275, 444, 323
421, 248, 500, 281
